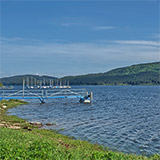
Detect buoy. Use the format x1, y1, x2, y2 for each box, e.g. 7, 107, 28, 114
83, 99, 91, 104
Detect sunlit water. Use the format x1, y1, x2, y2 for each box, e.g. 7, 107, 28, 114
8, 86, 160, 156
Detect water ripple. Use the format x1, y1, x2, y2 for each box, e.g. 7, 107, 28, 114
8, 86, 160, 156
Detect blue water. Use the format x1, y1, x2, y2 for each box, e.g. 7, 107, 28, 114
8, 86, 160, 156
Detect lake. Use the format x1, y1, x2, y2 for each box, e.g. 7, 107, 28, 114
8, 86, 160, 156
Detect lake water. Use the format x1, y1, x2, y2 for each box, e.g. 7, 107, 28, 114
8, 86, 160, 156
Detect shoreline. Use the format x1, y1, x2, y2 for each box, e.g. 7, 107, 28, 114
0, 99, 159, 159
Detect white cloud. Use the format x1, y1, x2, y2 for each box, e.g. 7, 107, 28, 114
0, 37, 24, 42
1, 38, 160, 77
1, 38, 159, 61
114, 40, 160, 47
93, 26, 116, 30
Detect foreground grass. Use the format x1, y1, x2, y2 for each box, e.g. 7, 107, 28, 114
0, 100, 160, 160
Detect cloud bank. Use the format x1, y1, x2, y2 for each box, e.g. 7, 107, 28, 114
1, 37, 160, 77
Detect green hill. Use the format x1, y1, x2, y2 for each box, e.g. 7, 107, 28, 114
106, 62, 160, 76
0, 75, 57, 86
62, 62, 160, 85
0, 62, 160, 85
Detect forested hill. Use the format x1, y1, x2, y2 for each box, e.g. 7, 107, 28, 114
0, 62, 160, 85
105, 62, 160, 76
0, 75, 57, 86
62, 62, 160, 85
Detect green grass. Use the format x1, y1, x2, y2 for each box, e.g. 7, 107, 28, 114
0, 82, 3, 87
0, 99, 31, 128
0, 100, 160, 160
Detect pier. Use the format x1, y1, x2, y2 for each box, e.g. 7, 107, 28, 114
0, 88, 92, 103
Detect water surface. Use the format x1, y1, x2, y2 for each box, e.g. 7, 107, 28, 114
8, 86, 160, 155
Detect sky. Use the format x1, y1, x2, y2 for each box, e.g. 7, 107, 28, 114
0, 0, 160, 78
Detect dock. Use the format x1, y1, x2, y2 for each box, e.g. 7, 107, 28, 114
0, 88, 92, 103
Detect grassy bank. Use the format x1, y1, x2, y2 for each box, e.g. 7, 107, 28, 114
0, 100, 159, 160
0, 82, 3, 87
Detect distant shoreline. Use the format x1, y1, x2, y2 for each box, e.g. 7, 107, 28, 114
1, 62, 160, 86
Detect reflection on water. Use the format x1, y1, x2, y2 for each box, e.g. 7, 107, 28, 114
8, 86, 160, 155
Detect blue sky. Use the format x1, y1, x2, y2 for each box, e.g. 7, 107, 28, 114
0, 0, 159, 78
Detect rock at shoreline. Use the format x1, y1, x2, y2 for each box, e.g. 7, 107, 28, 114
29, 122, 42, 127
2, 105, 7, 109
23, 126, 32, 131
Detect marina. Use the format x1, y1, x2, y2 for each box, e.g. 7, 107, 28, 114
25, 77, 71, 89
0, 79, 93, 103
